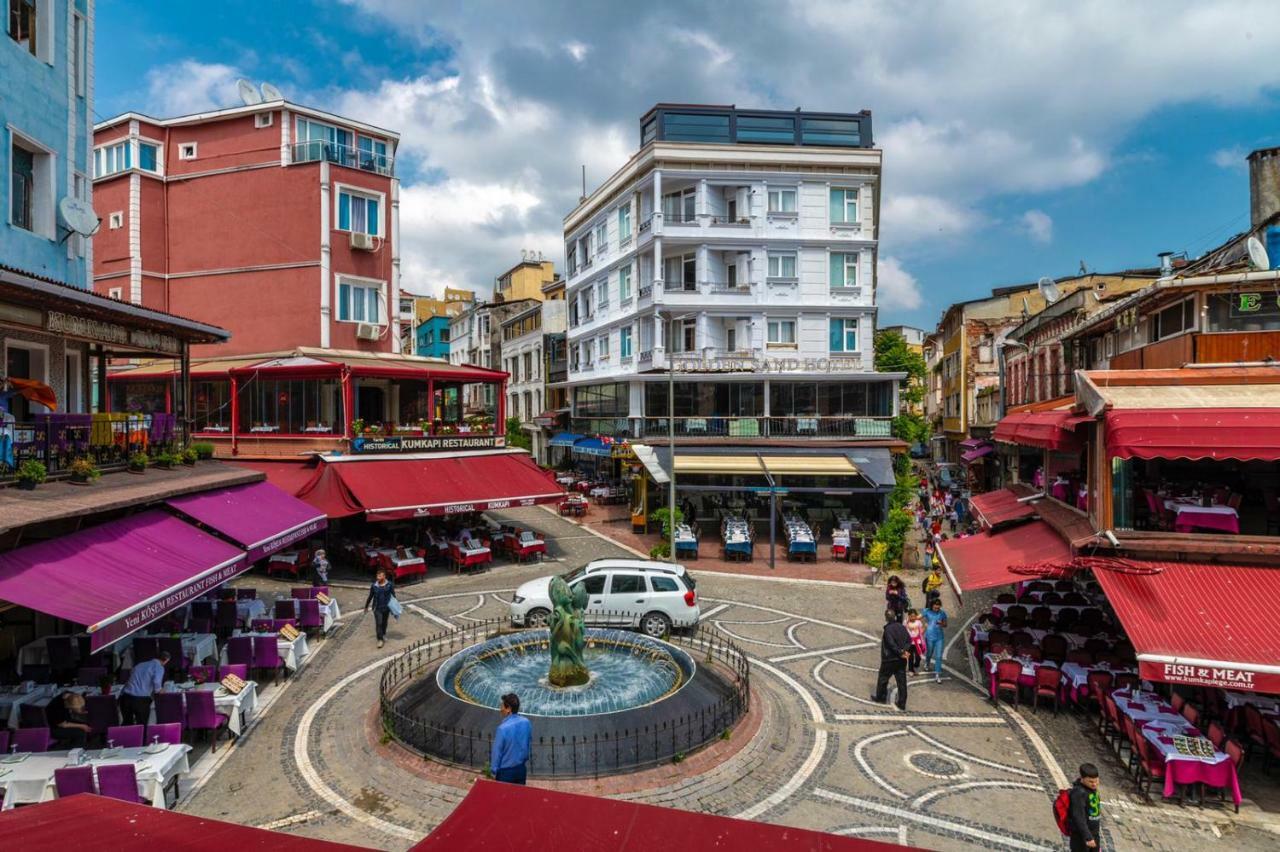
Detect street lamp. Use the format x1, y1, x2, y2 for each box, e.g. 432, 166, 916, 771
663, 310, 697, 563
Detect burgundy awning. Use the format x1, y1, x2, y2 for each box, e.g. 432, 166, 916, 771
967, 488, 1037, 527
937, 521, 1072, 602
166, 481, 327, 561
0, 511, 246, 650
993, 411, 1090, 451
1105, 408, 1280, 461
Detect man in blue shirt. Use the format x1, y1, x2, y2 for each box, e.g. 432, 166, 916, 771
491, 692, 532, 784
121, 650, 170, 725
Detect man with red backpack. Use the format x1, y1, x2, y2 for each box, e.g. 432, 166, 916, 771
1055, 763, 1102, 850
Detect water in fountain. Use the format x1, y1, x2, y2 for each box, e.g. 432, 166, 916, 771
437, 628, 694, 717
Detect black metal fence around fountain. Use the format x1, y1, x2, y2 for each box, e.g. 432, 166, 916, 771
379, 613, 751, 778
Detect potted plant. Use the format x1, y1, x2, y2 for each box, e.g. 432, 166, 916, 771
98, 672, 114, 696
350, 417, 365, 435
128, 452, 149, 474
15, 460, 46, 491
191, 442, 215, 460
68, 457, 101, 485
181, 447, 198, 466
154, 451, 177, 470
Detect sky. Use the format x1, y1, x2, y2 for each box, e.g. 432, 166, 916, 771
94, 0, 1280, 330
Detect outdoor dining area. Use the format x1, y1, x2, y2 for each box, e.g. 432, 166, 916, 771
332, 513, 552, 578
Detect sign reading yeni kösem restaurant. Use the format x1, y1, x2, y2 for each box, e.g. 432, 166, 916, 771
351, 434, 506, 453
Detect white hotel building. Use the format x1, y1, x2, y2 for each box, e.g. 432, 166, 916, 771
559, 105, 904, 523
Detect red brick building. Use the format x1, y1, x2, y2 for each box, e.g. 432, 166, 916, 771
90, 101, 400, 357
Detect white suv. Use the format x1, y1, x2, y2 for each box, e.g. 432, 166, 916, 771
509, 559, 700, 638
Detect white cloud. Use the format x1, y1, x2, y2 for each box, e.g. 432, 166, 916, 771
1021, 209, 1054, 244
882, 194, 983, 243
143, 60, 243, 116
563, 41, 590, 63
876, 256, 923, 311
1212, 146, 1248, 170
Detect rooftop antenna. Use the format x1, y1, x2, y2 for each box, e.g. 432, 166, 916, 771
1038, 276, 1063, 304
259, 81, 284, 101
236, 79, 263, 106
1247, 235, 1270, 270
1078, 259, 1088, 275
580, 165, 586, 203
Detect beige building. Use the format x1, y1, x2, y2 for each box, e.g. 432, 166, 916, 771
496, 257, 557, 303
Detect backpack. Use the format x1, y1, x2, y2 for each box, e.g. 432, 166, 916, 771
1052, 789, 1071, 836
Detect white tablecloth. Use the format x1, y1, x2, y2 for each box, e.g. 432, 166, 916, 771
0, 744, 190, 810
1113, 688, 1186, 726
222, 633, 309, 672
125, 633, 218, 668
283, 597, 342, 632
270, 552, 300, 565
1141, 722, 1229, 767
235, 598, 268, 623
159, 682, 258, 737
0, 684, 58, 729
1223, 690, 1280, 712
1059, 662, 1136, 689
14, 636, 124, 676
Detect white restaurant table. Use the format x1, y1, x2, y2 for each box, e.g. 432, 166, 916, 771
124, 633, 218, 668
235, 598, 268, 623
0, 744, 190, 810
1222, 690, 1280, 712
1, 684, 58, 729
222, 632, 309, 671
159, 681, 259, 737
282, 596, 342, 633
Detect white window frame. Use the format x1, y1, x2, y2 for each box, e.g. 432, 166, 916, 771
620, 325, 633, 358
618, 265, 632, 301
336, 275, 387, 325
831, 318, 858, 353
108, 211, 123, 229
334, 183, 386, 237
178, 143, 198, 160
830, 187, 859, 225
255, 112, 274, 128
8, 125, 56, 239
93, 138, 131, 179
617, 204, 632, 241
767, 319, 796, 346
107, 286, 123, 300
767, 186, 797, 214
136, 139, 163, 176
597, 334, 610, 362
767, 252, 797, 279
70, 171, 88, 257
72, 12, 87, 96
662, 188, 697, 222
831, 251, 859, 288
9, 0, 53, 63
64, 350, 84, 413
594, 221, 608, 256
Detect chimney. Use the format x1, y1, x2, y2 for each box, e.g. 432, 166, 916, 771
1157, 251, 1174, 277
1248, 147, 1280, 227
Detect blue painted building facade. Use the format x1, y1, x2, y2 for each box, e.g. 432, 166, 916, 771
2, 0, 93, 288
416, 314, 452, 359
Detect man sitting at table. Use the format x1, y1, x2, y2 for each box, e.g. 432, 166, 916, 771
46, 691, 92, 748
120, 650, 170, 726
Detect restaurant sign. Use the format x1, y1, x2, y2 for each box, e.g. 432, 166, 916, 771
89, 555, 248, 651
46, 310, 181, 355
362, 492, 564, 521
1140, 659, 1280, 693
246, 517, 327, 562
352, 434, 506, 453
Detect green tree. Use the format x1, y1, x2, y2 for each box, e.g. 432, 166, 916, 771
874, 330, 927, 407
505, 416, 531, 451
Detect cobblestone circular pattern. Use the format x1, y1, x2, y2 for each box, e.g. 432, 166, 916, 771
906, 750, 966, 778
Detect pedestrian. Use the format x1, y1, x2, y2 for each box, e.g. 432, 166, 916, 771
364, 568, 395, 649
491, 692, 532, 784
884, 575, 909, 622
904, 608, 926, 676
922, 540, 935, 571
930, 516, 942, 541
311, 548, 330, 586
1067, 763, 1102, 851
120, 650, 170, 726
922, 597, 948, 683
45, 691, 92, 748
870, 609, 911, 710
947, 506, 958, 533
922, 564, 944, 608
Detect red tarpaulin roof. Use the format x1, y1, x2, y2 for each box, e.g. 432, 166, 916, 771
993, 410, 1090, 451
232, 460, 322, 496
967, 488, 1037, 527
937, 520, 1072, 602
304, 451, 566, 521
166, 481, 327, 561
411, 780, 907, 851
1092, 560, 1280, 693
0, 794, 368, 850
1104, 408, 1280, 462
0, 510, 246, 650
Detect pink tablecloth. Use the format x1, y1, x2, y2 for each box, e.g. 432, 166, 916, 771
1050, 481, 1070, 501
1143, 729, 1241, 805
1170, 505, 1239, 534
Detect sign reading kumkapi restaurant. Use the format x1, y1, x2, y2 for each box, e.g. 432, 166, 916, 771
46, 311, 181, 355
352, 434, 507, 453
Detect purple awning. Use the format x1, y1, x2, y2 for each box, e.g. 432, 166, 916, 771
959, 438, 989, 450
166, 481, 327, 561
961, 444, 995, 463
0, 510, 246, 651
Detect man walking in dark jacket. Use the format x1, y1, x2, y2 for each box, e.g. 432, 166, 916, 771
363, 569, 395, 648
870, 609, 911, 710
1068, 763, 1102, 851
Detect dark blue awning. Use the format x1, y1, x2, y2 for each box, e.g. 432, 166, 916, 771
571, 437, 612, 457
549, 432, 584, 448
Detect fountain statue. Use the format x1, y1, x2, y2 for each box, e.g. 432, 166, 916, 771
547, 576, 589, 687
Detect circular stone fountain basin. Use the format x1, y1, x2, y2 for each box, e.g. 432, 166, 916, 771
436, 628, 695, 716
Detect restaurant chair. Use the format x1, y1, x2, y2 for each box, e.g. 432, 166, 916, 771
132, 637, 158, 664
54, 766, 96, 798
291, 587, 316, 600
1063, 592, 1089, 606
1040, 635, 1068, 665
311, 585, 330, 598
1040, 591, 1063, 605
107, 724, 145, 748
1227, 492, 1243, 510
236, 588, 257, 600
18, 703, 48, 728
1054, 609, 1079, 632
1207, 720, 1227, 751
1112, 672, 1138, 691
253, 636, 285, 683
185, 690, 231, 752
220, 663, 250, 681
1102, 695, 1123, 750
158, 638, 187, 678
1032, 667, 1063, 714
1066, 649, 1093, 666
274, 599, 298, 621
46, 637, 79, 684
1009, 631, 1033, 649
189, 617, 213, 635
189, 665, 218, 684
1030, 609, 1053, 630
1085, 671, 1113, 714
1027, 581, 1053, 594
1134, 735, 1166, 797
226, 636, 254, 669
153, 693, 186, 733
987, 642, 1010, 656
147, 722, 183, 746
23, 664, 52, 684
1112, 640, 1135, 659
1182, 703, 1200, 728
995, 592, 1017, 605
994, 660, 1023, 707
1053, 580, 1075, 592
75, 666, 108, 687
97, 763, 142, 804
298, 599, 323, 635
1119, 715, 1141, 774
14, 727, 52, 752
191, 600, 214, 622
987, 629, 1011, 648
214, 602, 239, 639
85, 694, 120, 740
1083, 637, 1110, 657
1243, 705, 1269, 752
0, 730, 8, 754
1015, 645, 1042, 662
1170, 693, 1185, 714
1204, 740, 1246, 813
1260, 718, 1280, 770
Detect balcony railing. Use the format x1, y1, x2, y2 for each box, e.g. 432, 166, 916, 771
290, 141, 394, 176
664, 211, 698, 225
1, 414, 183, 483
709, 215, 750, 226
560, 415, 893, 441
707, 281, 752, 294
664, 280, 698, 293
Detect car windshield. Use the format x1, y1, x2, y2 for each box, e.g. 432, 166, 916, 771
562, 567, 587, 584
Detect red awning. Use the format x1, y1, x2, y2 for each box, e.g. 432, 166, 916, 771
993, 411, 1090, 451
305, 451, 566, 520
937, 521, 1073, 602
1092, 560, 1280, 693
967, 488, 1037, 527
1104, 408, 1280, 462
232, 460, 322, 496
411, 779, 906, 851
0, 794, 369, 849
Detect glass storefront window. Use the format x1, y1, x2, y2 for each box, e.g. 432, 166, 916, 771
238, 379, 342, 434
1111, 457, 1133, 530
193, 381, 231, 431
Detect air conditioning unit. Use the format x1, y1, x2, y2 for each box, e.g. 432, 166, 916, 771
350, 232, 375, 251
355, 322, 381, 341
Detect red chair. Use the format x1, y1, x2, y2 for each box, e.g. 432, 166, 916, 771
1134, 733, 1166, 797
1040, 635, 1068, 665
1206, 741, 1246, 813
1170, 693, 1185, 714
1085, 671, 1113, 713
1102, 695, 1123, 750
1008, 631, 1033, 648
1032, 667, 1063, 714
1015, 646, 1042, 662
1182, 703, 1200, 728
994, 660, 1023, 706
1243, 704, 1269, 752
1066, 649, 1093, 666
1207, 720, 1227, 751
1120, 715, 1141, 775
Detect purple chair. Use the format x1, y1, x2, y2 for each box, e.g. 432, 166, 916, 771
153, 692, 185, 730
46, 637, 78, 683
189, 665, 218, 684
158, 637, 188, 678
115, 666, 133, 685
297, 599, 323, 633
18, 703, 47, 728
272, 618, 298, 632
189, 617, 213, 635
0, 730, 9, 754
235, 588, 257, 600
185, 689, 231, 751
85, 693, 120, 738
274, 599, 298, 620
252, 636, 284, 682
250, 618, 273, 632
225, 635, 254, 668
97, 763, 142, 803
132, 637, 158, 664
107, 724, 145, 748
54, 766, 96, 797
14, 727, 51, 752
214, 602, 239, 638
75, 666, 108, 687
191, 600, 214, 622
220, 663, 249, 681
291, 587, 317, 600
147, 722, 183, 746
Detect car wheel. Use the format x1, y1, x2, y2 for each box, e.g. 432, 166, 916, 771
526, 608, 550, 628
640, 612, 671, 639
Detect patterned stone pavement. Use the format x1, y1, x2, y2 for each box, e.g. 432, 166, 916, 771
180, 507, 1280, 850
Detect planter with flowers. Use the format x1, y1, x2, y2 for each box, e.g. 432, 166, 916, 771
68, 457, 101, 485
15, 460, 46, 491
128, 452, 149, 474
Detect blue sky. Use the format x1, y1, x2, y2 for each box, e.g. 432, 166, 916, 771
95, 1, 1280, 331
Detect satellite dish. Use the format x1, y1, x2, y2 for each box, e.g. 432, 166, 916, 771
1038, 276, 1062, 304
260, 81, 284, 101
58, 196, 100, 237
236, 79, 263, 106
1247, 236, 1270, 270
